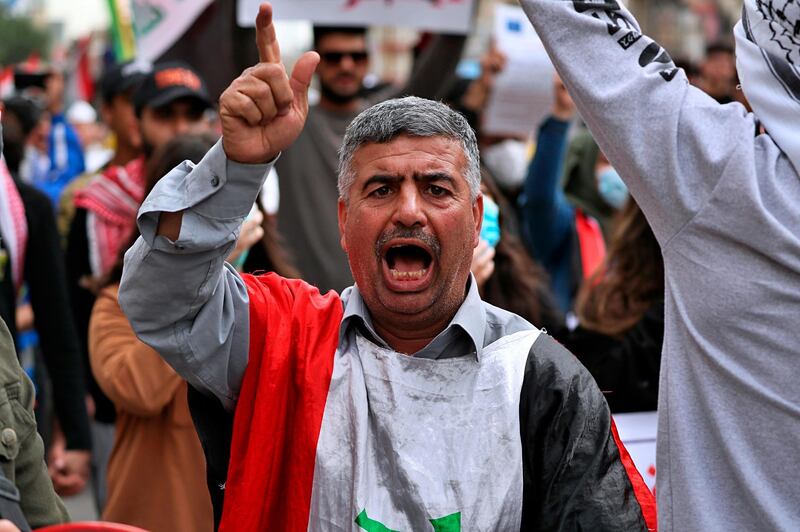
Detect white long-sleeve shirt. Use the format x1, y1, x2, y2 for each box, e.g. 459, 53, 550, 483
520, 1, 800, 530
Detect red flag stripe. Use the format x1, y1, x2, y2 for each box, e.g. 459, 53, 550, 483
611, 419, 658, 531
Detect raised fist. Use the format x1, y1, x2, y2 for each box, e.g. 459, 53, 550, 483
220, 3, 320, 164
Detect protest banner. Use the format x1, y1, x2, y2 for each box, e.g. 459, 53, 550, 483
613, 411, 658, 492
237, 0, 475, 34
132, 0, 215, 62
483, 3, 554, 138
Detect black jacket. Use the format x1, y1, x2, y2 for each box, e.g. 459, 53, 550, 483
0, 181, 91, 450
563, 303, 664, 413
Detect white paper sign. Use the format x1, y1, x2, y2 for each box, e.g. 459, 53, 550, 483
237, 0, 475, 34
613, 411, 658, 492
133, 0, 215, 62
482, 4, 555, 138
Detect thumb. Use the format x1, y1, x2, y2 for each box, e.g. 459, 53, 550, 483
289, 51, 320, 109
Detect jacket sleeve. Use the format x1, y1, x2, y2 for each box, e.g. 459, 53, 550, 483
118, 141, 273, 411
18, 182, 92, 451
519, 116, 575, 264
520, 334, 656, 531
0, 318, 69, 528
519, 0, 756, 247
89, 288, 184, 417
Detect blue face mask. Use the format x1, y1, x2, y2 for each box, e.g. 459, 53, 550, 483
597, 167, 629, 210
480, 196, 501, 248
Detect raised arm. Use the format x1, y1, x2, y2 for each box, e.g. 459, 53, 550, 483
519, 77, 576, 266
119, 2, 319, 410
519, 0, 757, 246
400, 34, 467, 101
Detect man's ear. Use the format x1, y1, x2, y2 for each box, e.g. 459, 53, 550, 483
472, 193, 484, 248
338, 198, 348, 253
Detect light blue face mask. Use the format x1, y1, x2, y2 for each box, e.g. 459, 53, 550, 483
480, 196, 501, 248
597, 167, 630, 210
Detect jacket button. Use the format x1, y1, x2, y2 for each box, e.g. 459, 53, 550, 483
210, 175, 220, 187
1, 428, 16, 447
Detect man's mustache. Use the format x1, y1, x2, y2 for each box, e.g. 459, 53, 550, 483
375, 227, 441, 260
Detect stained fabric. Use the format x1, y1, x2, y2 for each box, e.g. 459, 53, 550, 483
219, 273, 654, 531
221, 274, 342, 531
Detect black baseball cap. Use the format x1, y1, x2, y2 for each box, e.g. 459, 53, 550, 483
100, 60, 152, 103
133, 61, 212, 116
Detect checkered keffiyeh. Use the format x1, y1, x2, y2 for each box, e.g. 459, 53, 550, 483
73, 157, 145, 278
0, 157, 27, 292
736, 0, 800, 175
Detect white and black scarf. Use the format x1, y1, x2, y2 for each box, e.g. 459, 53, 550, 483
735, 0, 800, 176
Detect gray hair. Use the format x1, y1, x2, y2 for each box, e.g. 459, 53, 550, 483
337, 96, 481, 202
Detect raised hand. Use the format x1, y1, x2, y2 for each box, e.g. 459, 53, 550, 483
220, 3, 320, 164
552, 74, 576, 122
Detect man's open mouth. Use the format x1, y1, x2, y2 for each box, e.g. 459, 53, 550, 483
383, 243, 433, 282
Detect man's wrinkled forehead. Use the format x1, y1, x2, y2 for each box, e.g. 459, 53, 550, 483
351, 134, 466, 174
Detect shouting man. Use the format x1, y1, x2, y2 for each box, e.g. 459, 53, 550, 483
120, 3, 655, 530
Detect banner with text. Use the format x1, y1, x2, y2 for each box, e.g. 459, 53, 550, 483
483, 3, 554, 137
132, 0, 215, 62
237, 0, 475, 34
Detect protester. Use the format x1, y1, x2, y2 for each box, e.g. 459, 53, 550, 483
1, 97, 51, 194
699, 41, 737, 104
88, 134, 219, 532
119, 5, 656, 529
0, 126, 68, 530
561, 130, 622, 241
521, 0, 800, 528
57, 60, 150, 239
65, 59, 211, 511
274, 22, 466, 293
0, 317, 68, 529
44, 70, 86, 206
564, 200, 664, 413
458, 47, 531, 203
66, 100, 112, 174
471, 174, 563, 334
0, 118, 92, 498
519, 79, 623, 313
13, 68, 85, 207
445, 45, 527, 235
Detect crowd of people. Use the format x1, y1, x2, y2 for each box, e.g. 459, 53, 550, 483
0, 0, 797, 530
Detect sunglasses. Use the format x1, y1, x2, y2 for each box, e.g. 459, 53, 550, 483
320, 51, 369, 65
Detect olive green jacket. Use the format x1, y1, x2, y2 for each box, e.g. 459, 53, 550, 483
0, 318, 69, 527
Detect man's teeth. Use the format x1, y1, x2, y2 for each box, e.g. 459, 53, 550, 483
390, 268, 428, 280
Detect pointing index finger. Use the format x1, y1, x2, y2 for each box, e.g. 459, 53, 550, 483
256, 2, 281, 64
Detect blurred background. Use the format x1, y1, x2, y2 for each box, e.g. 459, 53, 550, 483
0, 0, 742, 104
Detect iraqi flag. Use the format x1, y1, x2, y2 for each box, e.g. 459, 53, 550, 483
218, 274, 657, 531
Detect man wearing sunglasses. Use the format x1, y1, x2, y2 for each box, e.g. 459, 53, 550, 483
315, 27, 371, 111
273, 25, 466, 294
